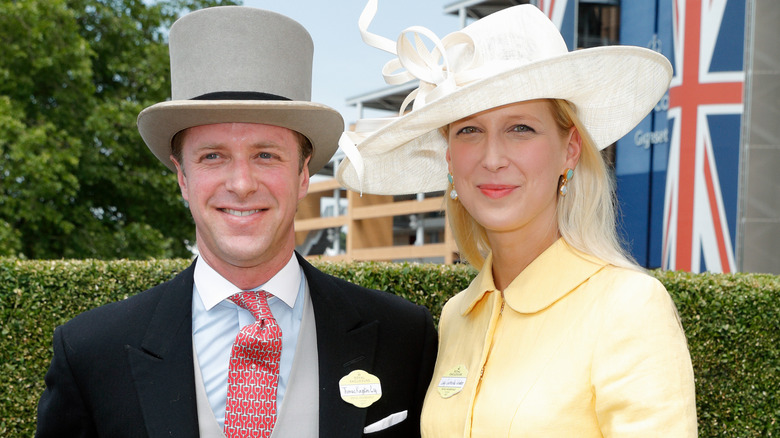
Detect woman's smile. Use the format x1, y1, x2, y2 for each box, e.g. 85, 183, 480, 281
477, 184, 517, 199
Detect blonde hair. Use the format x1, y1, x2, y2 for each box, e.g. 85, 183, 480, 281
444, 99, 639, 271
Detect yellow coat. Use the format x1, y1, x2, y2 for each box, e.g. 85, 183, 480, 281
421, 239, 697, 437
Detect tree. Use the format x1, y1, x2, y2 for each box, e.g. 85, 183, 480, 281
0, 0, 238, 259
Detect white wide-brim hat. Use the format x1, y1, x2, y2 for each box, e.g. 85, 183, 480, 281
336, 1, 672, 195
138, 6, 344, 174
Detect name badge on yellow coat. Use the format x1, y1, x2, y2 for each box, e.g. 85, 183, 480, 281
437, 365, 468, 398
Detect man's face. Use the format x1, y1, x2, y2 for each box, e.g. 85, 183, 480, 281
172, 123, 309, 277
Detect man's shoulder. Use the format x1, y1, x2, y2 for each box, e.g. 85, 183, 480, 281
60, 263, 194, 333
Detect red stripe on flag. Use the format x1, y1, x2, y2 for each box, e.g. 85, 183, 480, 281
703, 145, 731, 273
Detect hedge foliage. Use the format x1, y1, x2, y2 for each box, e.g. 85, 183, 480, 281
1, 258, 777, 436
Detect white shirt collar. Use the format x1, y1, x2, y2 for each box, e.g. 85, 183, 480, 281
194, 252, 302, 311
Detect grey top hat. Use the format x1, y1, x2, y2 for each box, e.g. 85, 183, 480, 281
137, 6, 344, 174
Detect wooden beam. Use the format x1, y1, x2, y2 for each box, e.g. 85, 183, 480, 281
308, 178, 343, 193
304, 253, 350, 263
351, 243, 449, 261
352, 197, 444, 220
347, 191, 393, 252
295, 215, 348, 231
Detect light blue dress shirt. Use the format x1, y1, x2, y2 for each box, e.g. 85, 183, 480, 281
191, 253, 305, 428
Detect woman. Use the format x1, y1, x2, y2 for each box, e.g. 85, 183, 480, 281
338, 1, 697, 436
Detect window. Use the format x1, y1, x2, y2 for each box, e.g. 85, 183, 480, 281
578, 1, 620, 48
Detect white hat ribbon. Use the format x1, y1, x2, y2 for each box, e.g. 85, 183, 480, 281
359, 0, 470, 114
342, 0, 515, 193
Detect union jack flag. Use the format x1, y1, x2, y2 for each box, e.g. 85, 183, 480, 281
662, 0, 744, 273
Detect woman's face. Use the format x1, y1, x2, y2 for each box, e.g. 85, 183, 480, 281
446, 100, 580, 239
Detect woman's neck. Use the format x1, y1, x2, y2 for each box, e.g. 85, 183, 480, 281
486, 220, 560, 291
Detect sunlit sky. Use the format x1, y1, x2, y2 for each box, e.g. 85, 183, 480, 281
241, 0, 461, 125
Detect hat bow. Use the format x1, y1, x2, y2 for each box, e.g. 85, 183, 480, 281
340, 0, 516, 193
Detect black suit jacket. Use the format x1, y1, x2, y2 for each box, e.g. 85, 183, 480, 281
36, 254, 438, 437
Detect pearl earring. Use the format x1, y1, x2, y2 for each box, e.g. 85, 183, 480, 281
448, 173, 458, 201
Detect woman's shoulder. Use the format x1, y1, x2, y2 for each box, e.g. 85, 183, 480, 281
594, 264, 663, 287
588, 265, 677, 316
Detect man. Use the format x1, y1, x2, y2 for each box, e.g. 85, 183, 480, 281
36, 6, 437, 438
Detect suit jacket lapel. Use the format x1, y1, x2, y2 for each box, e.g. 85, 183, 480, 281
127, 262, 200, 438
298, 254, 379, 437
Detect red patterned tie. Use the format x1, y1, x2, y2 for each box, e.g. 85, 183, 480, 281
224, 290, 282, 438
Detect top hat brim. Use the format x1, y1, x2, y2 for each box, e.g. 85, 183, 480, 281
138, 99, 344, 174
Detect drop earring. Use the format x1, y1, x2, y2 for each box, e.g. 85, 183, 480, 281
448, 173, 458, 200
558, 168, 574, 196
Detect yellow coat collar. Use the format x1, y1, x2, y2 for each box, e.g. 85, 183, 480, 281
459, 239, 607, 316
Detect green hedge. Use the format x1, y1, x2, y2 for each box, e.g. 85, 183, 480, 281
1, 258, 778, 436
